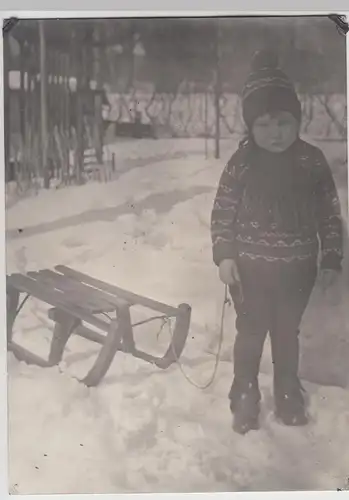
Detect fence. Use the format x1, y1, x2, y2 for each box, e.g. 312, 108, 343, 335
107, 90, 347, 141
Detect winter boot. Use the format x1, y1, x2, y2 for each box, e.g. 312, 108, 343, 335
274, 376, 308, 426
229, 379, 261, 434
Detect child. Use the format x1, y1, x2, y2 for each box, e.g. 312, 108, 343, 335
211, 50, 343, 434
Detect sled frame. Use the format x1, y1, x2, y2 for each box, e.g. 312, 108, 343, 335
6, 265, 191, 387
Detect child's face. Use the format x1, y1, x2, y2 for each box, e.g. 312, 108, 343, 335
251, 111, 299, 153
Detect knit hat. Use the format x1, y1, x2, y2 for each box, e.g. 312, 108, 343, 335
242, 50, 302, 129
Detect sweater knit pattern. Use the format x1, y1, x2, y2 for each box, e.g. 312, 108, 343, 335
211, 138, 343, 270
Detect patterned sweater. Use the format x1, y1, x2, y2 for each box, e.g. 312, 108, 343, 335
211, 137, 343, 271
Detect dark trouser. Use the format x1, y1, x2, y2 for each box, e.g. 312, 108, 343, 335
229, 256, 317, 395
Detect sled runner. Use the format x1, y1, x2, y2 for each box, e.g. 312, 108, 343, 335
6, 265, 191, 387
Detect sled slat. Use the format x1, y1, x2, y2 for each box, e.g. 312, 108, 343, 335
27, 271, 109, 312
55, 265, 179, 316
7, 274, 109, 331
29, 269, 124, 313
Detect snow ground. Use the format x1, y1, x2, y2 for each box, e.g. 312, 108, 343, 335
5, 136, 349, 495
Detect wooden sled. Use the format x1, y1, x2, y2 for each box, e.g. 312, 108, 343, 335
6, 266, 191, 387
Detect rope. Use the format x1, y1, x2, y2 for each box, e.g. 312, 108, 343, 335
101, 311, 169, 328
133, 315, 169, 329
165, 285, 230, 390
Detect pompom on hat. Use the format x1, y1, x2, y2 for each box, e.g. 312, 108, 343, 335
242, 49, 302, 128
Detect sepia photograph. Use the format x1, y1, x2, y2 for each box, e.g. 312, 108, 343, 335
3, 14, 349, 494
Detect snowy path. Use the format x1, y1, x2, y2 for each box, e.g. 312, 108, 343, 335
6, 138, 349, 494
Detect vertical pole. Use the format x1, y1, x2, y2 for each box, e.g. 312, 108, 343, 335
64, 53, 69, 133
59, 51, 65, 132
204, 90, 208, 159
51, 53, 56, 181
111, 152, 115, 173
76, 77, 84, 183
59, 51, 67, 181
46, 45, 52, 181
73, 27, 84, 185
34, 40, 41, 184
3, 31, 10, 183
19, 41, 26, 150
64, 52, 70, 177
214, 21, 221, 160
29, 44, 37, 185
39, 20, 49, 188
23, 44, 31, 186
93, 24, 103, 164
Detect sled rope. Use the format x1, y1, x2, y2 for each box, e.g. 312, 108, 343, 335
165, 285, 230, 390
101, 309, 170, 328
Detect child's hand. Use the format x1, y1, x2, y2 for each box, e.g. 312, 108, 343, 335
219, 259, 240, 286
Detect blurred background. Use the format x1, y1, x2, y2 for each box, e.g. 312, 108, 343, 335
3, 16, 347, 193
